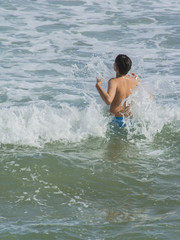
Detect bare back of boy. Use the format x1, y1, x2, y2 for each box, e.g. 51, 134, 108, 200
96, 55, 141, 119
109, 75, 138, 117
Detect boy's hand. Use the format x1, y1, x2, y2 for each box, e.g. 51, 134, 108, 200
96, 74, 104, 85
131, 72, 141, 83
131, 72, 138, 79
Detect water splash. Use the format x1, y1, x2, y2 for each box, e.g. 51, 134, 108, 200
0, 100, 109, 147
123, 83, 180, 141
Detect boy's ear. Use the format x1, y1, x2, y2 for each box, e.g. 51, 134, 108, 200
114, 62, 118, 72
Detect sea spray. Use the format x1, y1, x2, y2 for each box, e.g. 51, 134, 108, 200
0, 100, 109, 147
121, 82, 180, 143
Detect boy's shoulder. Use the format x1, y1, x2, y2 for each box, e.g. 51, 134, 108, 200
109, 77, 125, 83
109, 77, 120, 82
108, 78, 118, 85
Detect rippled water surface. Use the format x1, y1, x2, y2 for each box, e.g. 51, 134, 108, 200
0, 0, 180, 239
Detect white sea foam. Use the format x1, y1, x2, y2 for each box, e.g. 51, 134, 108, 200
0, 100, 109, 147
123, 83, 180, 141
1, 79, 179, 147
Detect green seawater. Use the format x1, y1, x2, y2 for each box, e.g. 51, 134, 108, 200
1, 124, 180, 239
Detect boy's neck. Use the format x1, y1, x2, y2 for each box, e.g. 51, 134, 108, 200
116, 72, 126, 78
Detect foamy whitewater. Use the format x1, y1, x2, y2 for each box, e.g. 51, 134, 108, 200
0, 0, 180, 239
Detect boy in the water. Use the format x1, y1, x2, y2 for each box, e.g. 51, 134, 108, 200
96, 54, 140, 126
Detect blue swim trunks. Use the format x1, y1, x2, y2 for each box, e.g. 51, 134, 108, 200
112, 117, 125, 127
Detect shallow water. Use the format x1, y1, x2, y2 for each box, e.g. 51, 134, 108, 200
0, 0, 180, 239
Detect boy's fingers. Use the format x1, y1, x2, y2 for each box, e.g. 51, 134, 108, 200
96, 76, 103, 81
131, 72, 138, 78
96, 77, 100, 82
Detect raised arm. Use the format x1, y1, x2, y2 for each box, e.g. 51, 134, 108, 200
96, 77, 117, 105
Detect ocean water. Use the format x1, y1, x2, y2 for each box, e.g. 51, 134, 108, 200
0, 0, 180, 239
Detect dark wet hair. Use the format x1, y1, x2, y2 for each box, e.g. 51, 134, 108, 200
115, 54, 132, 75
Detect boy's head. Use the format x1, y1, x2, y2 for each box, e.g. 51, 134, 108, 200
114, 54, 132, 75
